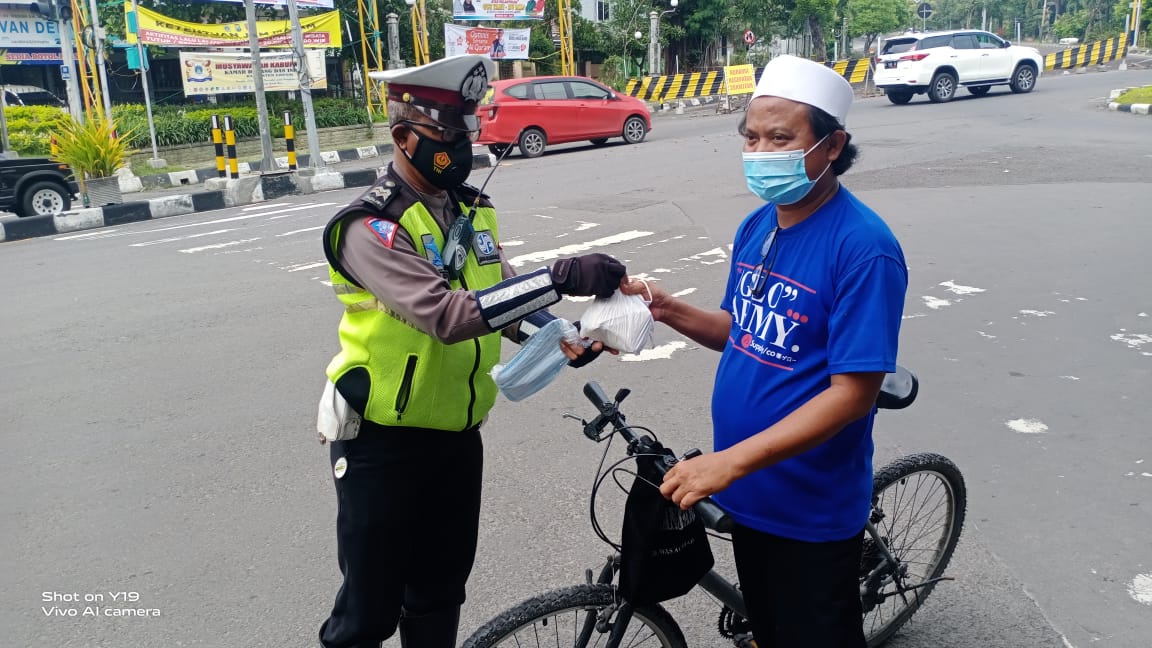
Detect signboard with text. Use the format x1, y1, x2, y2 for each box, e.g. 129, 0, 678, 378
0, 8, 60, 47
444, 24, 530, 59
126, 4, 341, 48
179, 51, 327, 95
723, 64, 756, 95
452, 0, 545, 21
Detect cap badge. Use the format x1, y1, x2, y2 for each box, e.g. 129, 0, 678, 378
460, 62, 488, 103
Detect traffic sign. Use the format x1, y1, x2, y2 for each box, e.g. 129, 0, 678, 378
743, 29, 755, 45
917, 2, 933, 19
60, 65, 70, 80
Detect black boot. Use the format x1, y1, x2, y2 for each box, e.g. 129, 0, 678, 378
398, 606, 460, 648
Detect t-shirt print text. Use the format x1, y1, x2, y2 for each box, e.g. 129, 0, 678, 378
730, 262, 815, 369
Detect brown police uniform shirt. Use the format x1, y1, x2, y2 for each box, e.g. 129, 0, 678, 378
337, 164, 520, 344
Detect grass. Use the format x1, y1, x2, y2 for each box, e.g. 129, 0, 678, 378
1116, 86, 1152, 104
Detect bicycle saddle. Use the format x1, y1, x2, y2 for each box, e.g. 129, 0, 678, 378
876, 365, 918, 410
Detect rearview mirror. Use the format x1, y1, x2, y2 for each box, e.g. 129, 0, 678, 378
1002, 40, 1011, 47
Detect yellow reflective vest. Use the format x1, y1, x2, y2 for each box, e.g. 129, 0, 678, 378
322, 191, 503, 431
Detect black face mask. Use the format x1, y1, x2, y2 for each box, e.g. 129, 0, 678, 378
404, 127, 474, 190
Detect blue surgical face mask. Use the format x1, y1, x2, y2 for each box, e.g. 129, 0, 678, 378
743, 134, 831, 205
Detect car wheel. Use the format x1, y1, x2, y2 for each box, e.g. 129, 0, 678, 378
518, 128, 546, 158
590, 138, 609, 146
20, 180, 71, 217
488, 143, 511, 157
927, 71, 958, 103
967, 86, 991, 96
886, 91, 914, 105
622, 116, 647, 144
1010, 64, 1037, 94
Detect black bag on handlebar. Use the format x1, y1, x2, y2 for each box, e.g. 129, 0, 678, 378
618, 455, 714, 607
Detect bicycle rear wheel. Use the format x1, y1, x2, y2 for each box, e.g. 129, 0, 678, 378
461, 583, 688, 648
861, 453, 967, 647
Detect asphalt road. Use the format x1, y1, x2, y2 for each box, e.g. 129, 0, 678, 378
2, 68, 1150, 648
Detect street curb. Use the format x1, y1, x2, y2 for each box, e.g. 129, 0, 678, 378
0, 153, 494, 244
129, 142, 404, 193
1107, 87, 1152, 115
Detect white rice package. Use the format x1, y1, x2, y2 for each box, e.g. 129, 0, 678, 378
579, 290, 654, 354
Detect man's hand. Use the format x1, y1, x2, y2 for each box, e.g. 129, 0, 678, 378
560, 322, 618, 367
619, 277, 672, 323
659, 450, 740, 510
551, 254, 626, 298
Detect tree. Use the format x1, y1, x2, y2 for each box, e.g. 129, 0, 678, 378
847, 0, 908, 57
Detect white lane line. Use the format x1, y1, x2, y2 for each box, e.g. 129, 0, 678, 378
1019, 310, 1055, 317
507, 230, 653, 267
130, 229, 238, 247
1006, 418, 1049, 434
54, 228, 122, 241
268, 202, 338, 219
1129, 574, 1152, 606
620, 341, 688, 362
939, 280, 986, 295
575, 222, 599, 231
242, 203, 294, 211
922, 296, 951, 310
286, 261, 328, 272
180, 238, 262, 253
277, 226, 325, 237
671, 288, 696, 297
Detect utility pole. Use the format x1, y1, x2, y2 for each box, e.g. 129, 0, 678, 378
386, 13, 402, 69
128, 0, 161, 163
286, 0, 323, 169
243, 0, 277, 174
86, 0, 113, 119
56, 1, 84, 122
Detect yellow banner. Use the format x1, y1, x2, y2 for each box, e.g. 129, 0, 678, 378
723, 64, 756, 96
125, 5, 341, 49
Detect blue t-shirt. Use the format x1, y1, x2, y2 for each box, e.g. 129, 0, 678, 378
711, 187, 907, 542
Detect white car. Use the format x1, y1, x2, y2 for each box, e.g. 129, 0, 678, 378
874, 30, 1044, 104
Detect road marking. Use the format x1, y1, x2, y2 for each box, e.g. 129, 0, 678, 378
267, 202, 338, 219
180, 238, 262, 253
620, 341, 687, 362
507, 230, 653, 267
54, 228, 122, 241
242, 203, 294, 211
1019, 310, 1055, 317
130, 229, 238, 246
922, 296, 951, 310
286, 261, 329, 272
1129, 574, 1152, 606
671, 288, 696, 297
939, 280, 985, 295
1006, 418, 1049, 434
277, 226, 326, 237
575, 222, 598, 231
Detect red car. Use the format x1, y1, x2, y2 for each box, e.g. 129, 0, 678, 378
476, 76, 652, 158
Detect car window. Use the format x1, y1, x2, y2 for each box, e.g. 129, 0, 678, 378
568, 81, 610, 100
951, 34, 978, 49
16, 92, 63, 107
503, 83, 532, 100
975, 32, 1003, 49
881, 38, 918, 55
536, 81, 568, 100
917, 35, 953, 50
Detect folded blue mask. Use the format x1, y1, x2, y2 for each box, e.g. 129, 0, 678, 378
491, 318, 581, 402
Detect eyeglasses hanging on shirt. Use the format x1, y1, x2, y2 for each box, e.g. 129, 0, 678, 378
750, 226, 779, 299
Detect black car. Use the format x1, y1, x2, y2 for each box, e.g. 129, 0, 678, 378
0, 155, 80, 217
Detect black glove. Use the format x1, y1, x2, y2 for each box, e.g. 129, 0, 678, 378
551, 254, 626, 299
567, 321, 601, 368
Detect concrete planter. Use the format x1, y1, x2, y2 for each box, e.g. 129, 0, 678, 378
85, 176, 124, 207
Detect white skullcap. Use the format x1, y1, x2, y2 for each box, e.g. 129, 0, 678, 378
751, 55, 854, 125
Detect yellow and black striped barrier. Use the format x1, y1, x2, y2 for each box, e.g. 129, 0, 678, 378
210, 115, 226, 179
625, 57, 873, 103
1044, 34, 1128, 71
283, 111, 298, 171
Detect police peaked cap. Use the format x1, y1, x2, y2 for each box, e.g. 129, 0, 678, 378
369, 55, 495, 132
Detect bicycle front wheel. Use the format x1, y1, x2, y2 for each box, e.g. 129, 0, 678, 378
862, 452, 967, 647
461, 584, 688, 648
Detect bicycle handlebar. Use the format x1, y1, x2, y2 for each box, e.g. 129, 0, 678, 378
581, 381, 735, 534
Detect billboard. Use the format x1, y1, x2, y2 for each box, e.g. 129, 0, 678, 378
210, 0, 334, 8
452, 0, 545, 21
444, 25, 530, 59
0, 7, 60, 47
126, 5, 341, 48
179, 51, 327, 96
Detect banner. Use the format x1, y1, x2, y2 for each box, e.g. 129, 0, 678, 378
0, 48, 63, 65
0, 8, 60, 47
444, 24, 530, 59
126, 5, 341, 49
452, 0, 545, 21
179, 51, 327, 95
210, 0, 334, 8
723, 64, 756, 95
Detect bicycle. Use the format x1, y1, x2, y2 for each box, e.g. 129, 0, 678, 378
462, 366, 967, 648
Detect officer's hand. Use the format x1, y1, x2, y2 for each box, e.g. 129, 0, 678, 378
561, 321, 619, 368
551, 254, 627, 298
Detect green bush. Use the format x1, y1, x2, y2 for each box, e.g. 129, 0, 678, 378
3, 105, 71, 157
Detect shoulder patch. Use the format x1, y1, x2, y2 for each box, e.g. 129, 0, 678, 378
365, 218, 398, 248
361, 185, 395, 211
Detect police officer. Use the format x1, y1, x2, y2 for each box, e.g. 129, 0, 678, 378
315, 55, 626, 648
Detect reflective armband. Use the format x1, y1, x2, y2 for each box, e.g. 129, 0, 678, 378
475, 267, 560, 331
516, 309, 559, 343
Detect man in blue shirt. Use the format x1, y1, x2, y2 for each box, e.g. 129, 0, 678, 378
621, 55, 907, 646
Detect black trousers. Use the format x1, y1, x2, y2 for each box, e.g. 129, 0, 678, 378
731, 524, 867, 648
318, 424, 483, 648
